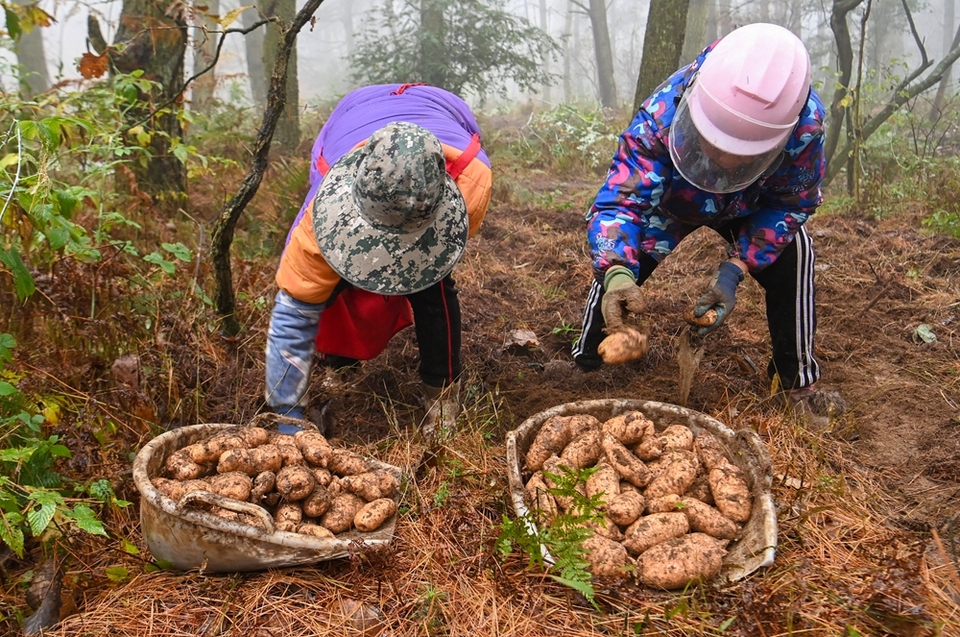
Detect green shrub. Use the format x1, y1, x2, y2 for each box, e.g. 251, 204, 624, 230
514, 104, 621, 176
0, 71, 231, 306
0, 333, 129, 557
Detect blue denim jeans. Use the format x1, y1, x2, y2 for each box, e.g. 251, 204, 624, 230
265, 290, 323, 424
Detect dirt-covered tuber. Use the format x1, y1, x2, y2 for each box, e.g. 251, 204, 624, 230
597, 328, 648, 364
635, 533, 728, 590
354, 498, 398, 532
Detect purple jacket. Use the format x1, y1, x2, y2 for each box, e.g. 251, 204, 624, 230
290, 83, 491, 234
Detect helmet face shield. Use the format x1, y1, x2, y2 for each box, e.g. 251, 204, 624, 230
669, 90, 785, 194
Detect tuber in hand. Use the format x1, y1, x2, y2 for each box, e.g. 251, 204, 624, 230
683, 307, 719, 328
598, 328, 649, 365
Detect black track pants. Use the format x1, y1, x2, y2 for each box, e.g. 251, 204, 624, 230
573, 227, 821, 389
749, 226, 821, 389
408, 275, 461, 388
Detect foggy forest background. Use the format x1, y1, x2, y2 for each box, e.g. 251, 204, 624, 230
1, 3, 960, 635
4, 0, 958, 118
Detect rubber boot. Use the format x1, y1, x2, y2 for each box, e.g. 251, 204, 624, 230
783, 385, 846, 430
421, 382, 460, 443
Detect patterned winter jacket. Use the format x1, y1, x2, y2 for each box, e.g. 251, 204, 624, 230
277, 83, 493, 304
587, 42, 826, 280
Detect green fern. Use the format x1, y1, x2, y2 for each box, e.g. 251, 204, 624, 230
498, 464, 604, 608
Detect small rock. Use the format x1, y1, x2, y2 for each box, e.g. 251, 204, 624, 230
338, 598, 383, 636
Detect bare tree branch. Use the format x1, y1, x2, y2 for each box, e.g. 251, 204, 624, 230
210, 0, 326, 337
887, 0, 930, 96
825, 21, 960, 186
900, 0, 926, 65
183, 19, 274, 95
130, 18, 274, 131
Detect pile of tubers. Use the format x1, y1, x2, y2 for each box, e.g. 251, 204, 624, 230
152, 426, 400, 538
523, 411, 753, 590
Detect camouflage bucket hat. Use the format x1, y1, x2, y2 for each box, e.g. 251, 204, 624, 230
313, 122, 468, 295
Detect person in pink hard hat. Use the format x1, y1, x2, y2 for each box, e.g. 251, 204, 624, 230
572, 23, 846, 427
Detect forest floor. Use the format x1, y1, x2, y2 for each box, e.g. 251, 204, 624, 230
2, 143, 959, 636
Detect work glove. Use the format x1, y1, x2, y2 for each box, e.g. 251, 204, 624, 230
273, 405, 306, 435
600, 266, 644, 329
691, 261, 745, 336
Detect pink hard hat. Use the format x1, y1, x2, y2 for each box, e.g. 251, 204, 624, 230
669, 22, 812, 193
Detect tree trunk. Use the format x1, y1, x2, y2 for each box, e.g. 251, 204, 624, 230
717, 0, 732, 37
242, 7, 267, 106
824, 0, 865, 170
681, 0, 710, 63
12, 0, 49, 96
930, 0, 956, 121
539, 0, 551, 103
705, 0, 717, 47
340, 0, 355, 57
562, 0, 575, 102
783, 0, 803, 38
850, 1, 871, 200
191, 0, 220, 110
259, 0, 300, 152
420, 0, 446, 89
634, 0, 690, 113
587, 0, 617, 108
212, 0, 327, 337
109, 0, 189, 210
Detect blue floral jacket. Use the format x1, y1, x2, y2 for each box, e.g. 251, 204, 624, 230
587, 41, 827, 279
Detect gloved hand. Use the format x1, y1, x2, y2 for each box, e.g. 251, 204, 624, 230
600, 266, 644, 328
692, 261, 745, 336
275, 405, 304, 419
274, 405, 305, 434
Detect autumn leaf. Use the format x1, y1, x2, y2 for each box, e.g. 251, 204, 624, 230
23, 5, 54, 28
217, 6, 248, 28
78, 52, 108, 79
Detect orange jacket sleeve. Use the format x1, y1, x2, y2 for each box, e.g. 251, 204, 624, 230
442, 143, 492, 238
274, 199, 342, 304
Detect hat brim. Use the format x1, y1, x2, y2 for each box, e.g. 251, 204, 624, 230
312, 148, 468, 295
686, 81, 793, 156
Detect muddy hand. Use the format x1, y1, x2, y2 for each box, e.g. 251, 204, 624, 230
600, 266, 644, 329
